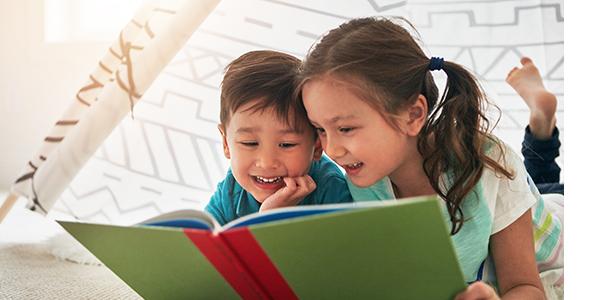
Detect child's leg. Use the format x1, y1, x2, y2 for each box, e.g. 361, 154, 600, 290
506, 57, 563, 194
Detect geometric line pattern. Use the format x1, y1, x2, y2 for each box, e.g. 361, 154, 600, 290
50, 0, 564, 223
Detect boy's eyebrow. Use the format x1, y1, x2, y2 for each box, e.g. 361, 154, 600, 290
278, 128, 302, 134
235, 127, 258, 134
235, 127, 301, 134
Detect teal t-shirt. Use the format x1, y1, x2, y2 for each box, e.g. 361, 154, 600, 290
347, 177, 491, 283
345, 143, 560, 284
205, 156, 353, 225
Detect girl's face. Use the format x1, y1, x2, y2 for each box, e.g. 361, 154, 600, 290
302, 76, 418, 188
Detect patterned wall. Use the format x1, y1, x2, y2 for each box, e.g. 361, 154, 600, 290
49, 0, 564, 223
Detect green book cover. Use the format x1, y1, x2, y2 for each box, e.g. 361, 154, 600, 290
59, 195, 466, 299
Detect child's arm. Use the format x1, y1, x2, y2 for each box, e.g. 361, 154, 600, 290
489, 208, 545, 298
259, 175, 316, 211
454, 209, 545, 300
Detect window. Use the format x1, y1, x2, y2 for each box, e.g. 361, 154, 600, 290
44, 0, 147, 42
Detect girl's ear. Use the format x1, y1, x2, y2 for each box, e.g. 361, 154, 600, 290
218, 124, 231, 159
312, 137, 324, 161
404, 94, 428, 136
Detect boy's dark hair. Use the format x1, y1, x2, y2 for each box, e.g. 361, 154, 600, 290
298, 17, 514, 235
220, 50, 309, 133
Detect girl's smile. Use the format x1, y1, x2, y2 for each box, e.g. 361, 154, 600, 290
342, 162, 364, 176
301, 76, 420, 188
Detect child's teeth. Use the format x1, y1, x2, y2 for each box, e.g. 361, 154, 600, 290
256, 176, 281, 183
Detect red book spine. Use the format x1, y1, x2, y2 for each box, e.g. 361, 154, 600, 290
221, 228, 298, 300
184, 229, 269, 300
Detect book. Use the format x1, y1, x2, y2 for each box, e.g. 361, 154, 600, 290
58, 195, 466, 300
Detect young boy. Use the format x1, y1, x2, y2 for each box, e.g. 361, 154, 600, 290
205, 50, 352, 225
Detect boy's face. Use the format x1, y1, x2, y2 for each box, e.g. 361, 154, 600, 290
220, 100, 322, 203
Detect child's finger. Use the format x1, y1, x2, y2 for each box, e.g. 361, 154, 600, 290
296, 175, 316, 193
259, 180, 297, 211
282, 177, 299, 190
259, 176, 315, 212
454, 282, 498, 300
506, 67, 518, 80
276, 177, 298, 200
520, 56, 533, 66
290, 175, 316, 199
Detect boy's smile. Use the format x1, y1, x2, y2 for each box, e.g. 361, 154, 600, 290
251, 175, 285, 190
220, 100, 320, 202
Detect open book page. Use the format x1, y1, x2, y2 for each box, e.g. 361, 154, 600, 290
218, 198, 421, 232
139, 209, 221, 231
137, 196, 435, 233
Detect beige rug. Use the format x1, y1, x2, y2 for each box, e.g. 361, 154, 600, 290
0, 243, 141, 299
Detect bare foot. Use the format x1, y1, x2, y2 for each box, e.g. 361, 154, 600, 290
506, 57, 557, 140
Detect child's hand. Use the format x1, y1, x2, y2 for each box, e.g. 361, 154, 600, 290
454, 282, 500, 300
259, 175, 316, 211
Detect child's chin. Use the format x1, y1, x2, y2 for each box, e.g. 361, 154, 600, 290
250, 193, 270, 204
348, 177, 378, 188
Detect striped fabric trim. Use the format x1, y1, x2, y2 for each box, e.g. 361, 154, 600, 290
532, 197, 562, 264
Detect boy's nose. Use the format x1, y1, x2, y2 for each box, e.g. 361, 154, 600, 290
255, 149, 280, 169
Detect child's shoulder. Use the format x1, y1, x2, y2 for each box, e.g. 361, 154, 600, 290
308, 156, 353, 203
309, 155, 345, 182
482, 135, 522, 169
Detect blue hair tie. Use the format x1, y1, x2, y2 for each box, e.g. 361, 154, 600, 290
429, 57, 444, 71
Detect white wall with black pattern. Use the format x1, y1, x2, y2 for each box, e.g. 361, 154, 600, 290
48, 0, 563, 223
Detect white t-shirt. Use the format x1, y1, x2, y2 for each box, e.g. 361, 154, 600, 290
347, 142, 562, 282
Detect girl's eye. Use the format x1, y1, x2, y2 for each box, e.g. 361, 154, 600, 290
279, 143, 297, 148
339, 127, 354, 133
315, 127, 326, 136
240, 141, 258, 147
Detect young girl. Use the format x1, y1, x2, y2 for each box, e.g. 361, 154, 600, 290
299, 17, 546, 299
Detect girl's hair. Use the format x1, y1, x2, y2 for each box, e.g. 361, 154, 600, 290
298, 17, 514, 234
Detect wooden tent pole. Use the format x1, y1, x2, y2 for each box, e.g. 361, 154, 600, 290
0, 193, 18, 223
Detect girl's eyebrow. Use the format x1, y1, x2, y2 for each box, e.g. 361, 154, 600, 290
325, 115, 356, 125
309, 115, 356, 127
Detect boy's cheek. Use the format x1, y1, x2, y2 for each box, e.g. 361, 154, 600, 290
286, 163, 313, 178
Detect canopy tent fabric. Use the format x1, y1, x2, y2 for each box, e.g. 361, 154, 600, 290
4, 0, 563, 223
4, 0, 221, 220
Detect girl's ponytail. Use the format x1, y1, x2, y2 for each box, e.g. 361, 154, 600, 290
418, 60, 514, 234
298, 16, 515, 235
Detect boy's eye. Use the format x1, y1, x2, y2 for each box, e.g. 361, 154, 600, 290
279, 143, 297, 148
339, 127, 354, 133
240, 141, 258, 147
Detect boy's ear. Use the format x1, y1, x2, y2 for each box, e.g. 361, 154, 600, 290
312, 137, 323, 161
218, 124, 231, 159
401, 94, 428, 137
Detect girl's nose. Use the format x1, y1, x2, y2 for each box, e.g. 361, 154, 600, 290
324, 136, 346, 159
